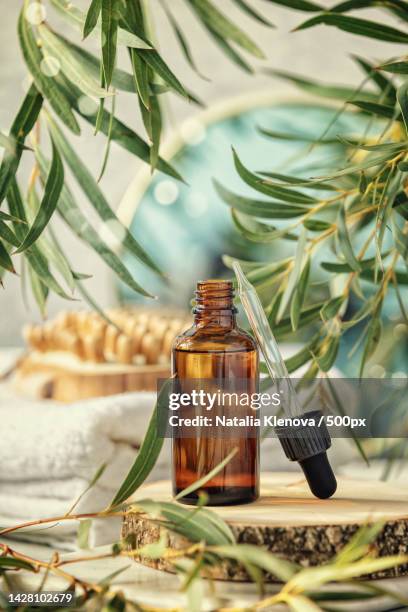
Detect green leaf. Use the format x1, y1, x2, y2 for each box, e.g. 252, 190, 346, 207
77, 518, 92, 549
39, 24, 110, 98
176, 448, 238, 501
233, 149, 317, 204
266, 69, 378, 102
316, 334, 341, 372
215, 180, 309, 219
50, 0, 151, 49
97, 94, 115, 181
15, 138, 64, 254
0, 557, 36, 571
321, 254, 385, 273
0, 84, 42, 205
361, 268, 408, 284
0, 241, 15, 274
137, 500, 235, 545
379, 60, 408, 74
149, 95, 162, 172
274, 301, 326, 337
137, 49, 191, 100
18, 8, 80, 134
0, 211, 27, 224
109, 379, 171, 507
258, 127, 342, 146
294, 12, 408, 44
304, 219, 332, 231
23, 184, 76, 291
321, 295, 347, 320
190, 0, 265, 58
46, 115, 162, 276
232, 0, 274, 26
83, 0, 101, 38
291, 257, 311, 330
130, 47, 150, 108
211, 544, 297, 582
317, 151, 397, 181
397, 80, 408, 133
338, 204, 361, 272
259, 169, 337, 191
201, 23, 253, 72
338, 137, 405, 153
277, 227, 307, 322
0, 221, 20, 248
231, 209, 298, 242
35, 148, 154, 298
284, 336, 319, 372
264, 0, 323, 11
101, 0, 122, 88
159, 0, 208, 79
8, 178, 74, 301
349, 100, 398, 120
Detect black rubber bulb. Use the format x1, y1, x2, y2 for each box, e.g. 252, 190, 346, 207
299, 452, 337, 499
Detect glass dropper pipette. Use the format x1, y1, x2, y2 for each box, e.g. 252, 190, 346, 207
233, 261, 337, 499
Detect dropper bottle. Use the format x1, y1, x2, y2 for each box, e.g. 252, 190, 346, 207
233, 261, 337, 500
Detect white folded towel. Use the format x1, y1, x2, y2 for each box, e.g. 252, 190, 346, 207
0, 387, 170, 550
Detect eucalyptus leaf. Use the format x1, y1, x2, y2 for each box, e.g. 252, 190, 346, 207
200, 22, 253, 72
304, 219, 332, 231
277, 227, 307, 322
233, 149, 317, 204
349, 100, 399, 120
231, 209, 298, 242
294, 13, 408, 44
338, 204, 361, 272
291, 257, 311, 330
379, 60, 408, 74
15, 138, 64, 254
321, 295, 347, 320
0, 221, 19, 248
101, 0, 122, 88
274, 302, 326, 337
232, 0, 274, 27
397, 80, 408, 133
210, 544, 297, 582
18, 9, 80, 134
83, 0, 101, 38
0, 84, 42, 205
189, 0, 265, 58
214, 180, 309, 219
39, 24, 110, 98
0, 557, 36, 571
316, 334, 340, 371
110, 380, 171, 507
160, 0, 208, 80
264, 0, 323, 10
0, 241, 15, 274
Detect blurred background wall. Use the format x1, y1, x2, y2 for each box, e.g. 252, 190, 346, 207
0, 0, 404, 346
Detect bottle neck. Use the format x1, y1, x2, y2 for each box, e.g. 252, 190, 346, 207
193, 280, 237, 329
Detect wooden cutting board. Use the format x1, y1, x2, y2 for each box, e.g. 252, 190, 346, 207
122, 472, 408, 582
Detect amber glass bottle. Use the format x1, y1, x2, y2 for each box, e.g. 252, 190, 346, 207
172, 280, 259, 505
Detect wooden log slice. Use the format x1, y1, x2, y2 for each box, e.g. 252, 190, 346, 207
122, 472, 408, 582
